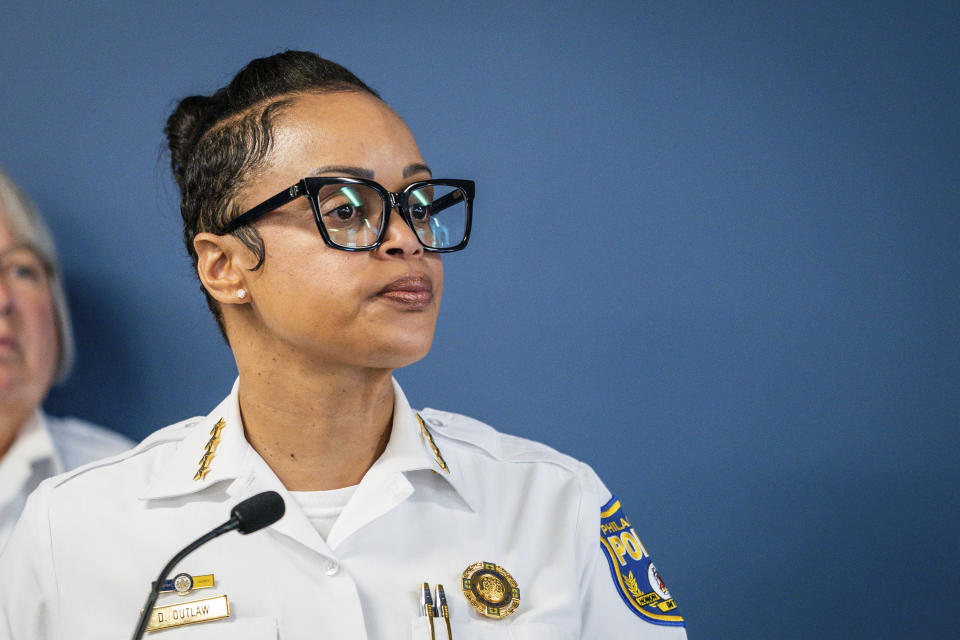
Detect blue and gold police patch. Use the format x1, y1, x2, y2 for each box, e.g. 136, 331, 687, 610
600, 496, 684, 626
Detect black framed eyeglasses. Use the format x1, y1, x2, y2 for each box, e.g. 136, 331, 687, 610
216, 177, 474, 252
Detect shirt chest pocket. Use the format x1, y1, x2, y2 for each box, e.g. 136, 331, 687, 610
156, 616, 277, 639
410, 617, 574, 640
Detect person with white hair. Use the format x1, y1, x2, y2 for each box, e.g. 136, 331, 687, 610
0, 167, 133, 550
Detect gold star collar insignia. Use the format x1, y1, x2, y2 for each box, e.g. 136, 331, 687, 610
417, 414, 449, 474
193, 418, 226, 481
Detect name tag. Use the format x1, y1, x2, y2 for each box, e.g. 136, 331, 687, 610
146, 594, 230, 632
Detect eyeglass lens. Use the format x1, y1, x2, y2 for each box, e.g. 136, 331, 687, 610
316, 182, 467, 249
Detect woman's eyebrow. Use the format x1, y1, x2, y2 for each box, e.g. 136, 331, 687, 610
308, 165, 375, 179
403, 162, 432, 178
0, 242, 39, 261
307, 163, 432, 180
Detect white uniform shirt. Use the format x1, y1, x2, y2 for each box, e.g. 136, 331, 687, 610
0, 380, 687, 639
0, 411, 133, 551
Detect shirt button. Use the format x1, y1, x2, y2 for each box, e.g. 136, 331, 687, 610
325, 560, 340, 576
428, 417, 442, 426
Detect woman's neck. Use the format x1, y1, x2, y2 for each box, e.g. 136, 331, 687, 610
235, 354, 396, 492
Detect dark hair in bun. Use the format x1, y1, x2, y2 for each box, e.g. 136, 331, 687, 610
164, 50, 378, 337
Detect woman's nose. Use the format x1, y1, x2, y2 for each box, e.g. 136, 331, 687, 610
376, 206, 424, 258
0, 278, 15, 315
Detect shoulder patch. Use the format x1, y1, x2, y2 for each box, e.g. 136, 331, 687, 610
599, 496, 684, 627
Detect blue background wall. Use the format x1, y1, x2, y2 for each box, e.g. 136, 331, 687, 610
2, 1, 957, 637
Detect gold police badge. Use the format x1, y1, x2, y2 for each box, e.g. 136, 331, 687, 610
460, 562, 520, 619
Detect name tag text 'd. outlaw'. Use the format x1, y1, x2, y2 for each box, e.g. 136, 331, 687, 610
146, 594, 230, 632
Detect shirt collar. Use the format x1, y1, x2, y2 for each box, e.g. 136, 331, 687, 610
375, 378, 446, 474
139, 380, 251, 500
16, 411, 61, 468
0, 411, 62, 506
376, 379, 478, 512
140, 378, 477, 511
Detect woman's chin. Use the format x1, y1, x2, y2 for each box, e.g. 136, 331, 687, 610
364, 338, 435, 371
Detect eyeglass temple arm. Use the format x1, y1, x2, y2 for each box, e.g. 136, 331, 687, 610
426, 189, 465, 214
218, 184, 302, 234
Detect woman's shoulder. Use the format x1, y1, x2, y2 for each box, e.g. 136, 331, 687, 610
418, 406, 613, 510
41, 414, 206, 497
419, 407, 590, 475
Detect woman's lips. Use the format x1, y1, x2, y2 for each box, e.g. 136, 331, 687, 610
377, 275, 434, 308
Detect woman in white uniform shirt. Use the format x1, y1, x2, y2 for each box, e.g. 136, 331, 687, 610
0, 52, 687, 638
0, 168, 132, 551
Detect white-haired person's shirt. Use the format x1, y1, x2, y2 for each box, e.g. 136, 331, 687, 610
0, 381, 687, 639
0, 411, 134, 550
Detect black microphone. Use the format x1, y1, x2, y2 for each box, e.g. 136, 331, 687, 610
130, 491, 285, 640
231, 490, 286, 534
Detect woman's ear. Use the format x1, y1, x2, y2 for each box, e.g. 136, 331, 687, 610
193, 232, 253, 305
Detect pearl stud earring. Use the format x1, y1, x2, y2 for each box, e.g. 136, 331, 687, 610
237, 289, 247, 299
